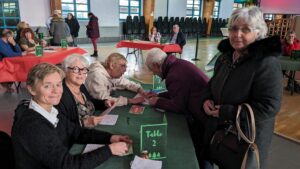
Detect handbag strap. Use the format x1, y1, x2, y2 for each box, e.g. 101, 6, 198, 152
236, 103, 256, 144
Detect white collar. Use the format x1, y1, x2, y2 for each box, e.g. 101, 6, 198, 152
29, 99, 59, 127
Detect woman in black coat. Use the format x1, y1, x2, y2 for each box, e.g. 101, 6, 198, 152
200, 7, 283, 169
65, 13, 80, 47
56, 54, 114, 128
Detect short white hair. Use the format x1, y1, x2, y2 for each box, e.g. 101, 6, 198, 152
228, 6, 267, 40
145, 48, 167, 69
62, 54, 90, 71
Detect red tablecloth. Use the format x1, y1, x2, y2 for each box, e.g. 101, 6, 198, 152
116, 40, 182, 53
0, 47, 87, 82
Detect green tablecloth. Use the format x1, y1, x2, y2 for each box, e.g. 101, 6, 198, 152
280, 56, 300, 71
70, 90, 199, 169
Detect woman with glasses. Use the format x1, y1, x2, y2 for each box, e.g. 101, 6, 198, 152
56, 54, 114, 128
12, 63, 132, 169
199, 7, 282, 169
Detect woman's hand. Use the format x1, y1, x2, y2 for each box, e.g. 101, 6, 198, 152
83, 115, 103, 127
203, 100, 220, 117
110, 135, 133, 144
109, 142, 128, 156
128, 97, 145, 104
145, 91, 158, 99
105, 99, 115, 107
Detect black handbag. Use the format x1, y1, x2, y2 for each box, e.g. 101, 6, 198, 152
209, 103, 260, 169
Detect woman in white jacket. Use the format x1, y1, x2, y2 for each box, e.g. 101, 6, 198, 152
85, 53, 145, 106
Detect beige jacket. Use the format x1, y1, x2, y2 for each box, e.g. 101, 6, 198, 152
85, 61, 142, 106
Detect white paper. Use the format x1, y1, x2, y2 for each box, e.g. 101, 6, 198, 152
131, 156, 162, 169
99, 115, 119, 125
101, 104, 116, 116
82, 144, 104, 154
134, 93, 149, 105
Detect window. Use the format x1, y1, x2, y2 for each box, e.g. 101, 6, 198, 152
186, 0, 202, 18
61, 0, 89, 20
119, 0, 141, 20
212, 0, 221, 18
0, 0, 20, 30
233, 3, 243, 10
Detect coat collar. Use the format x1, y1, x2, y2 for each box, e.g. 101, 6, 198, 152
217, 36, 282, 61
161, 55, 177, 79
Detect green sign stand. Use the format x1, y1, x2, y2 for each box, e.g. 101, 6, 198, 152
61, 39, 68, 48
291, 50, 300, 60
38, 33, 44, 40
153, 75, 166, 91
140, 114, 168, 160
35, 45, 43, 57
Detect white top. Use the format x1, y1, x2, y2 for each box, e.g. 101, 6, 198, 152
29, 99, 59, 127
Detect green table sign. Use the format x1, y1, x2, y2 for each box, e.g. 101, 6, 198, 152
153, 75, 166, 90
61, 39, 68, 48
35, 45, 43, 57
140, 114, 167, 160
38, 33, 44, 40
291, 50, 300, 60
160, 37, 168, 44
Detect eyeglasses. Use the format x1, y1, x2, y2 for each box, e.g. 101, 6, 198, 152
228, 26, 256, 34
67, 66, 89, 74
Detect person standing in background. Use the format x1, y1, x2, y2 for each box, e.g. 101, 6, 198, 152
65, 13, 80, 47
50, 13, 70, 46
86, 12, 100, 57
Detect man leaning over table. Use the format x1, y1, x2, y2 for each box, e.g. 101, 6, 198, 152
85, 53, 146, 107
144, 48, 209, 168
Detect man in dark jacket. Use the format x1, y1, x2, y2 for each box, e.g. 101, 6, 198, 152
170, 24, 186, 49
145, 48, 209, 168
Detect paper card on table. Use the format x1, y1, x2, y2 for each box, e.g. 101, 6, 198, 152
82, 144, 104, 154
131, 156, 162, 169
101, 103, 116, 116
129, 105, 145, 115
99, 115, 118, 125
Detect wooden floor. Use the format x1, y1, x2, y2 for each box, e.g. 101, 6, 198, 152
1, 38, 300, 143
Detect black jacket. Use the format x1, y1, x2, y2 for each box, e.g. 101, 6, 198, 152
12, 101, 113, 169
200, 36, 283, 169
170, 31, 186, 49
65, 17, 80, 37
56, 80, 107, 127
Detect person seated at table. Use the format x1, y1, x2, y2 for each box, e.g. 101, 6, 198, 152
169, 24, 186, 49
0, 29, 25, 60
56, 54, 114, 128
281, 30, 300, 56
15, 21, 30, 43
148, 26, 161, 43
144, 48, 209, 167
85, 53, 145, 107
12, 62, 132, 169
19, 28, 47, 52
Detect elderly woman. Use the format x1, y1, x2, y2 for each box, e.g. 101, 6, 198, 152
12, 63, 132, 169
56, 54, 114, 128
19, 28, 47, 52
281, 30, 300, 56
200, 7, 282, 169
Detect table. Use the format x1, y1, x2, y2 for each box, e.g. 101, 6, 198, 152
116, 40, 182, 63
280, 56, 300, 95
0, 47, 87, 83
70, 89, 199, 169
